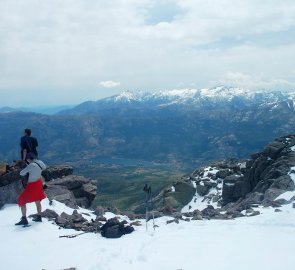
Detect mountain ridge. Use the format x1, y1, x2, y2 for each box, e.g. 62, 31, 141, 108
59, 86, 294, 115
0, 86, 294, 168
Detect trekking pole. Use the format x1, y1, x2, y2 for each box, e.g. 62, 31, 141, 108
151, 199, 155, 231
59, 232, 87, 238
143, 184, 151, 232
143, 184, 157, 232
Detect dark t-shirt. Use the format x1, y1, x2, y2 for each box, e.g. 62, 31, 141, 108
20, 136, 38, 159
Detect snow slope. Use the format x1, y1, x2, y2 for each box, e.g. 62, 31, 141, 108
1, 198, 295, 270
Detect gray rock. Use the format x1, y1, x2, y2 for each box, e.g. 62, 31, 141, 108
262, 141, 286, 159
172, 212, 183, 219
216, 169, 232, 179
271, 175, 294, 191
41, 209, 59, 219
96, 216, 107, 222
42, 165, 73, 182
248, 211, 260, 217
50, 175, 89, 190
222, 175, 250, 205
245, 208, 254, 214
166, 219, 175, 224
75, 197, 89, 208
262, 199, 283, 208
183, 212, 193, 218
201, 205, 218, 218
60, 212, 73, 220
191, 215, 202, 220
94, 206, 105, 217
196, 184, 211, 196
263, 188, 285, 201
0, 169, 23, 187
275, 209, 282, 212
56, 216, 68, 226
72, 213, 87, 224
274, 198, 289, 205
0, 178, 24, 206
232, 211, 245, 218
45, 184, 78, 209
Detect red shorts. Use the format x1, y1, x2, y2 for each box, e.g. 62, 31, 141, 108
17, 179, 46, 206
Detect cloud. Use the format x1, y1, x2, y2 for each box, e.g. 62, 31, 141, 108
0, 0, 295, 106
219, 72, 295, 90
100, 81, 121, 88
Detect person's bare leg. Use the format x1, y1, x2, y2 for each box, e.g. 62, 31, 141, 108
35, 201, 41, 215
21, 205, 26, 217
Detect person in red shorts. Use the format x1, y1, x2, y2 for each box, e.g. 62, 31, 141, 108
15, 152, 46, 226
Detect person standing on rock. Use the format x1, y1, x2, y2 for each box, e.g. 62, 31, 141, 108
15, 152, 46, 226
20, 128, 38, 162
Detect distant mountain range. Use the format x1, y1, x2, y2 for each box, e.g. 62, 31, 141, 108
0, 105, 75, 115
60, 86, 295, 114
1, 86, 294, 169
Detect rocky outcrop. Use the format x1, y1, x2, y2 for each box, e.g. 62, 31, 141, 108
0, 169, 27, 208
150, 134, 295, 218
39, 208, 136, 238
134, 181, 195, 213
0, 164, 97, 209
47, 175, 97, 208
42, 165, 73, 182
222, 135, 295, 205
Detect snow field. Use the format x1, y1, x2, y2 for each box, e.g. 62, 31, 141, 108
1, 198, 295, 270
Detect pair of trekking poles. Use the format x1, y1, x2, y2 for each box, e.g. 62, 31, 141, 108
143, 184, 156, 231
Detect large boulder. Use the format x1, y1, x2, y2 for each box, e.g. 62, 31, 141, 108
222, 175, 250, 205
49, 175, 97, 208
42, 165, 73, 182
196, 184, 211, 196
0, 169, 23, 187
0, 169, 28, 207
0, 180, 24, 206
45, 184, 78, 209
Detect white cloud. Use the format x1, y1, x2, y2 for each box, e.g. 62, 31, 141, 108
100, 81, 121, 88
219, 72, 295, 90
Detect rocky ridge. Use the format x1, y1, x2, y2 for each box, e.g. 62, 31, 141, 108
147, 134, 295, 221
0, 164, 97, 209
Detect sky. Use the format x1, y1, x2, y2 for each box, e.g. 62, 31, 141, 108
0, 0, 295, 107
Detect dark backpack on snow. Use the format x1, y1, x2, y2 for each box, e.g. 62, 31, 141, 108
100, 218, 134, 238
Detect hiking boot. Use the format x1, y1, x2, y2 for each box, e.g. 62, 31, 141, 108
32, 215, 42, 222
15, 216, 28, 226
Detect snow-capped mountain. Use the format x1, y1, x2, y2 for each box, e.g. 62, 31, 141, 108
107, 86, 293, 104
60, 86, 294, 115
